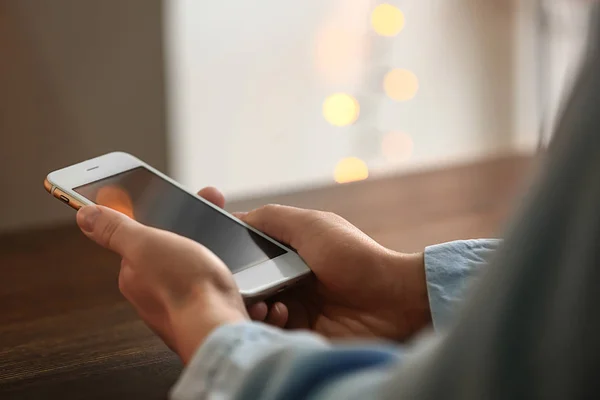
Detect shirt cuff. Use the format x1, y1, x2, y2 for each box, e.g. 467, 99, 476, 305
424, 239, 501, 331
170, 322, 327, 400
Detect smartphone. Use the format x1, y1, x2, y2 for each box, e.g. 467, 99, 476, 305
44, 151, 311, 300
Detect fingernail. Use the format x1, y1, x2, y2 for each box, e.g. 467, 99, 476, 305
78, 206, 100, 233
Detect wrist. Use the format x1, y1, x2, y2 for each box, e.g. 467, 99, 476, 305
170, 290, 248, 364
390, 251, 432, 338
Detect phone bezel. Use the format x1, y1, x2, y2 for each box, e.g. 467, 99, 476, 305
45, 151, 311, 299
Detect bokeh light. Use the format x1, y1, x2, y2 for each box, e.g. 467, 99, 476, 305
383, 69, 419, 101
334, 157, 369, 184
382, 131, 414, 162
371, 4, 405, 37
323, 93, 360, 127
96, 186, 135, 220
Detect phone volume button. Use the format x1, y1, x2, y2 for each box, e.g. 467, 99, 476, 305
59, 195, 70, 204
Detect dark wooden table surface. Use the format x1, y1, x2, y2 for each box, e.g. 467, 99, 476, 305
0, 155, 533, 399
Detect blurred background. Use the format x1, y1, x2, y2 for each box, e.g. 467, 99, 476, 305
0, 0, 592, 233
0, 0, 594, 398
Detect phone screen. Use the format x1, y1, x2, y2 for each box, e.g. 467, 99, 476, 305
74, 167, 285, 273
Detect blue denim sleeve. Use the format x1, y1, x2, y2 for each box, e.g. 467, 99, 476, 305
424, 239, 501, 330
170, 322, 401, 400
171, 239, 499, 400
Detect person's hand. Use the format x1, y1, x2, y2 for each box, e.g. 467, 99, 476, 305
76, 203, 248, 364
197, 187, 431, 342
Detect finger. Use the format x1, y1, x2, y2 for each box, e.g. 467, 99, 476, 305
265, 302, 289, 328
232, 211, 248, 219
242, 205, 316, 248
247, 302, 268, 321
77, 205, 145, 259
197, 187, 225, 208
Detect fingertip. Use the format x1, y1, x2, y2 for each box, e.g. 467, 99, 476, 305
242, 205, 308, 247
267, 302, 289, 328
77, 205, 141, 256
197, 187, 225, 208
232, 211, 248, 220
76, 205, 101, 233
275, 302, 289, 319
248, 302, 269, 321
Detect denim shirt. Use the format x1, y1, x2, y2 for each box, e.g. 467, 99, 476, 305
171, 239, 500, 400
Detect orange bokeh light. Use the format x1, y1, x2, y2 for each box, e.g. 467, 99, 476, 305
371, 4, 405, 37
96, 186, 135, 219
383, 69, 419, 101
334, 157, 369, 184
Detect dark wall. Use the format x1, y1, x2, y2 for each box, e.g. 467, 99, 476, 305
0, 0, 168, 232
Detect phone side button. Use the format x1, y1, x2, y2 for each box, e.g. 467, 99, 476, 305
53, 189, 83, 210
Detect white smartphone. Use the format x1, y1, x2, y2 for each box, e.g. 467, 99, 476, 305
44, 151, 311, 301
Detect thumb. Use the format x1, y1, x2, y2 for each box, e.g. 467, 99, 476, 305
242, 205, 316, 249
77, 205, 145, 258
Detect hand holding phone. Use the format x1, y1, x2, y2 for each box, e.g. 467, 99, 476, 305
45, 152, 429, 344
44, 152, 311, 300
76, 203, 249, 363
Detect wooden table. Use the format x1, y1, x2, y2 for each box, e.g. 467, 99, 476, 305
0, 155, 532, 399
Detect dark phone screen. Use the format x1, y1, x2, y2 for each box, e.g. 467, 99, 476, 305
74, 167, 285, 273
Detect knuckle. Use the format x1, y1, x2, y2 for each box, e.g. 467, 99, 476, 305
306, 210, 330, 224
320, 210, 336, 218
99, 218, 123, 249
319, 210, 343, 223
118, 263, 134, 296
247, 204, 279, 224
260, 204, 282, 215
125, 240, 145, 261
314, 209, 331, 218
118, 267, 128, 295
